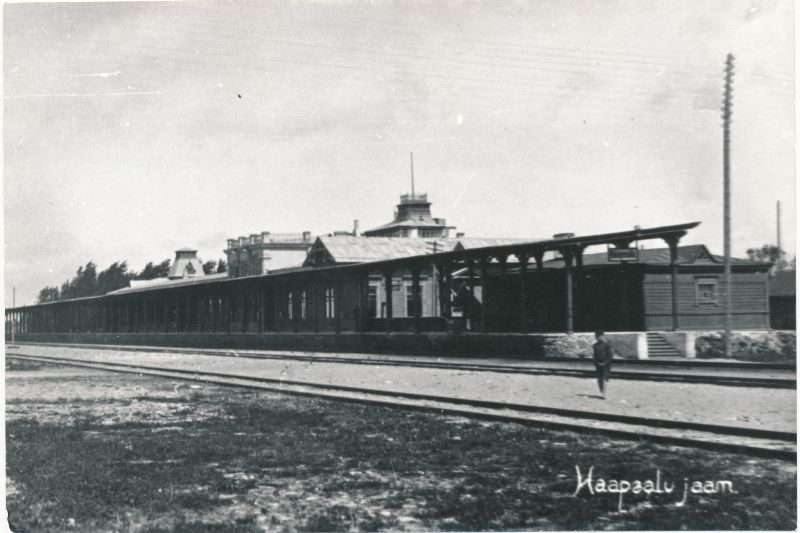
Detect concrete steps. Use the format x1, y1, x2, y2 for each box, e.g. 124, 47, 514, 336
646, 332, 682, 357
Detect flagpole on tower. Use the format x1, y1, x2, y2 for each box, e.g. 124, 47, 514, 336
410, 152, 415, 197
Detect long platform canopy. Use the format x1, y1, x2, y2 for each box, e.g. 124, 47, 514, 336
348, 220, 702, 271
9, 221, 701, 309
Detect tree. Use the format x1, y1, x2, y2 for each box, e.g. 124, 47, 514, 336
59, 261, 99, 300
36, 286, 60, 303
202, 260, 218, 275
746, 244, 792, 273
97, 261, 134, 294
745, 244, 783, 263
216, 259, 227, 273
136, 259, 171, 280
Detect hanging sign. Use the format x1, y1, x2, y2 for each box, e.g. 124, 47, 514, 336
607, 245, 639, 262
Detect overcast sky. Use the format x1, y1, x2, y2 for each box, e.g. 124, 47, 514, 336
4, 0, 795, 306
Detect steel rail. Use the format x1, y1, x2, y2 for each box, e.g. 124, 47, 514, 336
10, 342, 796, 389
8, 352, 796, 452
8, 353, 794, 461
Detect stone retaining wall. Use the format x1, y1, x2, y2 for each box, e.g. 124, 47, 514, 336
10, 331, 648, 359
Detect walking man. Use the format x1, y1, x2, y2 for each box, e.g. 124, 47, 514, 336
592, 330, 614, 398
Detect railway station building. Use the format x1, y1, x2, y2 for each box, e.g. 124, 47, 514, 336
5, 191, 776, 357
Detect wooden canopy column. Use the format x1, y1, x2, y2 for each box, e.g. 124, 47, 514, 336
516, 252, 529, 334
533, 249, 545, 331
185, 292, 193, 332
562, 249, 575, 334
197, 293, 204, 333
174, 297, 182, 332
383, 269, 393, 333
224, 293, 231, 334
258, 286, 265, 334
574, 246, 585, 331
292, 288, 299, 333
357, 270, 367, 333
213, 292, 220, 333
334, 280, 342, 334
479, 258, 489, 333
663, 233, 685, 331
160, 298, 168, 332
241, 289, 248, 333
411, 265, 422, 334
312, 280, 320, 334
467, 258, 476, 331
272, 286, 280, 333
437, 262, 452, 319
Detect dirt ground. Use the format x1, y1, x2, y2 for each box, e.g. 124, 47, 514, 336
6, 360, 797, 532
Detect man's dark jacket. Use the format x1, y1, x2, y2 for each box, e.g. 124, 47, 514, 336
593, 339, 614, 365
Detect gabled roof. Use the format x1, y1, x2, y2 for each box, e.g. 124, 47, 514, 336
769, 270, 796, 297
304, 236, 462, 266
262, 249, 311, 271
544, 244, 758, 268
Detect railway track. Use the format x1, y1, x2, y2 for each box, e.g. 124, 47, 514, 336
10, 341, 796, 388
7, 351, 796, 461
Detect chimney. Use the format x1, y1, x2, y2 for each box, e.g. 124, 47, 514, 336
456, 232, 465, 238
261, 231, 271, 242
302, 231, 311, 242
353, 219, 360, 236
553, 232, 575, 240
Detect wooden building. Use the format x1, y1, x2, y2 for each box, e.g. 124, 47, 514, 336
769, 270, 796, 330
6, 222, 712, 342
479, 245, 771, 332
11, 222, 774, 343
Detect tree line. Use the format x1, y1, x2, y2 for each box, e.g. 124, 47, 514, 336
37, 258, 227, 303
745, 244, 795, 273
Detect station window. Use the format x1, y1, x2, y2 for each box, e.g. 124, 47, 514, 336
368, 283, 378, 318
325, 288, 335, 319
405, 280, 421, 317
300, 291, 307, 319
287, 292, 293, 320
695, 277, 718, 305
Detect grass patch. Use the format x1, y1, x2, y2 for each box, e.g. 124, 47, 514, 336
5, 359, 44, 372
6, 372, 797, 531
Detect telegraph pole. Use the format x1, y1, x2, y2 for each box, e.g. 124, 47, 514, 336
11, 286, 16, 344
722, 53, 735, 358
777, 200, 783, 269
